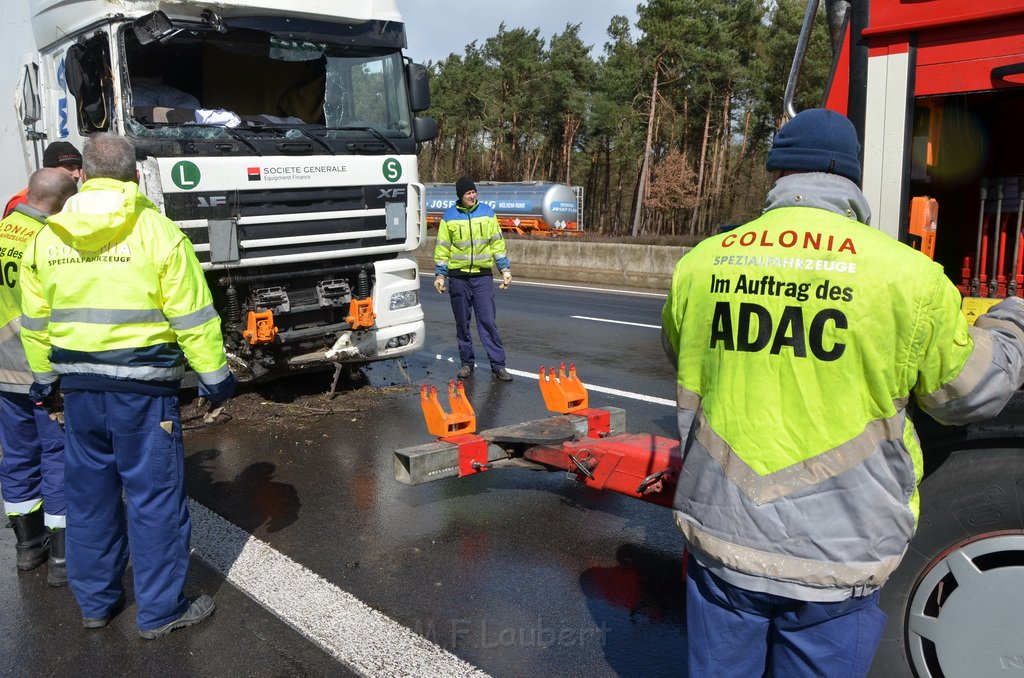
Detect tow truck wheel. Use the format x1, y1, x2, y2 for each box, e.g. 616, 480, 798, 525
870, 448, 1024, 678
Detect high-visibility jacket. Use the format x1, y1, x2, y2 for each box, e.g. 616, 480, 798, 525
661, 173, 1024, 601
434, 201, 510, 276
0, 205, 49, 393
4, 188, 28, 219
19, 177, 231, 396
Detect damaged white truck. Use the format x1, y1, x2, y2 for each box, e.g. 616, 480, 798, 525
8, 0, 436, 381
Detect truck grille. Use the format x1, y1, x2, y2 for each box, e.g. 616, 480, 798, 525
163, 186, 398, 266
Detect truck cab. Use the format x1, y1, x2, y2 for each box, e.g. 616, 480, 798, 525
16, 0, 438, 381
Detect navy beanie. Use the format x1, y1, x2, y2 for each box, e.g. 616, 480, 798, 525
766, 109, 861, 184
43, 141, 83, 168
455, 176, 476, 200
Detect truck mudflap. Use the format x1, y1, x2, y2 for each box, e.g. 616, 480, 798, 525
394, 364, 682, 508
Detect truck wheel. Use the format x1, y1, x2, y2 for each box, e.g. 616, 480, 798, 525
871, 448, 1024, 678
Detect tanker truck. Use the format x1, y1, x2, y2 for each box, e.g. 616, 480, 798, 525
424, 182, 583, 237
3, 0, 438, 382
786, 1, 1024, 676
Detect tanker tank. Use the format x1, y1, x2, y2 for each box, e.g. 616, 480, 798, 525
425, 181, 582, 236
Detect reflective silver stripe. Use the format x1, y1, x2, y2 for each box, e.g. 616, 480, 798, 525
451, 253, 491, 262
0, 317, 19, 341
197, 364, 232, 384
4, 498, 42, 515
488, 233, 502, 243
677, 386, 904, 504
676, 513, 904, 589
436, 239, 451, 247
31, 371, 58, 385
21, 315, 49, 332
975, 314, 1024, 344
53, 362, 184, 381
452, 238, 490, 248
676, 384, 699, 410
166, 304, 218, 331
51, 308, 167, 325
917, 326, 993, 411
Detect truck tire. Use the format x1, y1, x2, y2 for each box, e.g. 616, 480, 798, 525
870, 447, 1024, 678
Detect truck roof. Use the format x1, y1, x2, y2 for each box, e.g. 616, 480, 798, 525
30, 0, 404, 49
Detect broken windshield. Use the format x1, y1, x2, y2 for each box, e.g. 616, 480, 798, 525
121, 18, 413, 145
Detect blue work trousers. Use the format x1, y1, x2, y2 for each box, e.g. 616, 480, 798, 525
63, 390, 190, 631
0, 391, 66, 525
686, 560, 887, 678
448, 274, 505, 371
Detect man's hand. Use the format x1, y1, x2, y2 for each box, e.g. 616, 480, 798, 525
434, 275, 447, 294
30, 382, 64, 425
500, 269, 512, 289
198, 372, 237, 407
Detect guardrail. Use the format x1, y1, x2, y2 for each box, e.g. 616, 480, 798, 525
417, 237, 689, 293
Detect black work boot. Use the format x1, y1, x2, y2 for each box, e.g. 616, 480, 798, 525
46, 527, 67, 587
139, 595, 216, 639
9, 511, 49, 571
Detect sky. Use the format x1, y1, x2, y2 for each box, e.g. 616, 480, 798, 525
395, 0, 640, 65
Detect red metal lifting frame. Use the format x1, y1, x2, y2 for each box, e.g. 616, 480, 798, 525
395, 363, 682, 508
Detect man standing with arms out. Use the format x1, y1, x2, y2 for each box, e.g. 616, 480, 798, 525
0, 169, 77, 586
434, 176, 513, 381
661, 109, 1024, 677
19, 133, 236, 637
4, 142, 83, 218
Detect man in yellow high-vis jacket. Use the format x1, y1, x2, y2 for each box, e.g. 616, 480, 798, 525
661, 109, 1024, 678
0, 168, 76, 586
19, 133, 235, 638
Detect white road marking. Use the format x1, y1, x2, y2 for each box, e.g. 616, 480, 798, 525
189, 500, 489, 678
432, 355, 676, 408
508, 280, 667, 298
570, 315, 660, 329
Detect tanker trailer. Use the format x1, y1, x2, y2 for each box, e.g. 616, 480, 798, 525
425, 181, 582, 237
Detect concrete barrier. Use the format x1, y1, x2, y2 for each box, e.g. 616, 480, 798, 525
417, 236, 688, 293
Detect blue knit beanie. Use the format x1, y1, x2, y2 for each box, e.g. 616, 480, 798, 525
766, 109, 861, 184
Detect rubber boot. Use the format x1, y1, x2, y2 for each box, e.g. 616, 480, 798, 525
10, 511, 49, 571
46, 527, 67, 587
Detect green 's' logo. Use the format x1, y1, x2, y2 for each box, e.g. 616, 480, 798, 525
382, 158, 402, 183
171, 161, 201, 190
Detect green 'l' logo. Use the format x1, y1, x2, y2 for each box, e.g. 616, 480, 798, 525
382, 157, 402, 183
171, 161, 201, 190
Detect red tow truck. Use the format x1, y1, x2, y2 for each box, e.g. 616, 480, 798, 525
397, 2, 1024, 676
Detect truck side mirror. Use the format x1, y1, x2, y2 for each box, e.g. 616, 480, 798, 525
414, 116, 437, 143
132, 11, 180, 45
407, 62, 431, 113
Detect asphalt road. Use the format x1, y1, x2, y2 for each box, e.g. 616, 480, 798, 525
0, 276, 689, 677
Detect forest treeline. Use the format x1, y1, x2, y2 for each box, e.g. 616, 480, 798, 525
420, 0, 835, 240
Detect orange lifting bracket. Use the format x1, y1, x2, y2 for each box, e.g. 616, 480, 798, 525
242, 310, 278, 345
539, 362, 588, 413
346, 298, 376, 330
420, 380, 477, 437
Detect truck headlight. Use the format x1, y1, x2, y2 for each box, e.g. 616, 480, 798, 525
389, 290, 418, 311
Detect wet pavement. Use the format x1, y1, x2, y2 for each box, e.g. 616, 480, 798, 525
1, 278, 688, 677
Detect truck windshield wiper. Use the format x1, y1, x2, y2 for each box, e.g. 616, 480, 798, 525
178, 122, 261, 155
335, 125, 399, 153
284, 127, 334, 154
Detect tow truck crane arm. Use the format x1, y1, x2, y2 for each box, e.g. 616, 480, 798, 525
394, 364, 682, 508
